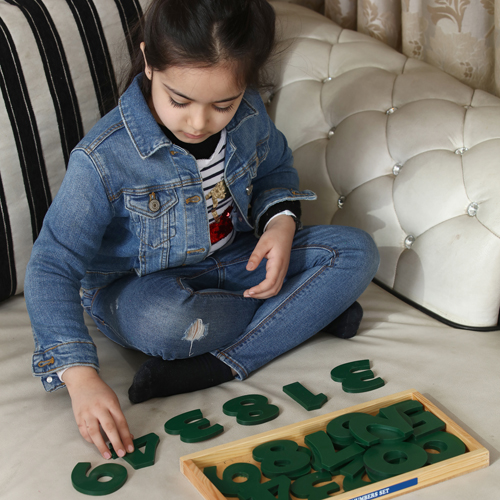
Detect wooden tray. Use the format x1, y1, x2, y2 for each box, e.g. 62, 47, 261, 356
179, 389, 489, 500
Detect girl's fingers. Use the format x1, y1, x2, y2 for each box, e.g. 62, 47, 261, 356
100, 413, 128, 459
85, 416, 114, 459
245, 259, 284, 298
246, 245, 267, 271
77, 420, 94, 444
110, 408, 135, 453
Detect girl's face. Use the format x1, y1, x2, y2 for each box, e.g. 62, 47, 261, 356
142, 45, 245, 144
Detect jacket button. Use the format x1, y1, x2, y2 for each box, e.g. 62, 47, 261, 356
246, 185, 253, 196
149, 199, 160, 212
149, 193, 161, 212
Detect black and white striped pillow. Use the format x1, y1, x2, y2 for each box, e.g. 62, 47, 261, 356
0, 0, 151, 302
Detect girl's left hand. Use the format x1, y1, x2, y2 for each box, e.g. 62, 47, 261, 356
244, 214, 296, 299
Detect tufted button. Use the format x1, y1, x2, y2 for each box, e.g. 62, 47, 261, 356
337, 196, 346, 209
454, 147, 468, 155
392, 163, 402, 176
467, 202, 479, 217
386, 107, 398, 115
328, 127, 336, 139
246, 185, 253, 196
267, 94, 274, 105
404, 235, 415, 249
323, 76, 333, 83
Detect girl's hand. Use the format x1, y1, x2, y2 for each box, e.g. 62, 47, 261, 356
64, 366, 134, 459
244, 214, 296, 299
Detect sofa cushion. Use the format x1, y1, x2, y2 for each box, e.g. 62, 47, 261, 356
268, 2, 500, 329
0, 0, 149, 302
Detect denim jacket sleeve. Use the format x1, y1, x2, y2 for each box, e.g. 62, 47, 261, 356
25, 149, 114, 392
243, 92, 316, 233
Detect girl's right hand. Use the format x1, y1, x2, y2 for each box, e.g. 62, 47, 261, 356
64, 366, 134, 459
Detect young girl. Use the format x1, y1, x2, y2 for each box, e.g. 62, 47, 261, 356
25, 0, 379, 461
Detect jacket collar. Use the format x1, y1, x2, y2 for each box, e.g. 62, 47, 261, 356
119, 74, 169, 159
119, 74, 258, 159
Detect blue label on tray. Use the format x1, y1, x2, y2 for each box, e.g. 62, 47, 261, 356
348, 478, 418, 500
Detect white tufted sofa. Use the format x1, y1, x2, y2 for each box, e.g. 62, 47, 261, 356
1, 2, 499, 500
269, 3, 500, 330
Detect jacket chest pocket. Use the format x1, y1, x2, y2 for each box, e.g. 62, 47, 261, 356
125, 190, 178, 249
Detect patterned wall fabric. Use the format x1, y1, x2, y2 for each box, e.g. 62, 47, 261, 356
0, 0, 149, 302
324, 0, 499, 97
281, 0, 325, 11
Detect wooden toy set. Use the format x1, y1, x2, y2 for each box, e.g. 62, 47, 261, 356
180, 389, 489, 500
70, 361, 489, 498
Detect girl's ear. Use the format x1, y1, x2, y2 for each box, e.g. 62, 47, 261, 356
140, 42, 152, 80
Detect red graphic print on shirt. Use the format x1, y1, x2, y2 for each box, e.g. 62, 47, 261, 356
209, 207, 233, 244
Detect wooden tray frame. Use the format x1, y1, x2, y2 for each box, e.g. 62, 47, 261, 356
179, 389, 489, 500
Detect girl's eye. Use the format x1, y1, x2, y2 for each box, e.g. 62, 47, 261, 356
169, 97, 188, 108
214, 104, 234, 114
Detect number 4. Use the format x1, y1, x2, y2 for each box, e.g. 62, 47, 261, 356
109, 432, 160, 469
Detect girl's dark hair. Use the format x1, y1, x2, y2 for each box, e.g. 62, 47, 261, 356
123, 0, 276, 96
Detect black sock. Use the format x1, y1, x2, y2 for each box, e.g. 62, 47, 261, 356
323, 301, 363, 339
128, 353, 234, 404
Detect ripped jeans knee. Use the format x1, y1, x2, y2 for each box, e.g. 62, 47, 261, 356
183, 318, 209, 356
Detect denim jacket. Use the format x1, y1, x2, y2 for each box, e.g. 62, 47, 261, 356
25, 75, 316, 391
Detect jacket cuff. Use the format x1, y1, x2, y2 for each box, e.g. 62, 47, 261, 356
32, 341, 99, 392
257, 201, 302, 236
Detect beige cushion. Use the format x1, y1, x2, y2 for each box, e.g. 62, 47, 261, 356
268, 2, 500, 329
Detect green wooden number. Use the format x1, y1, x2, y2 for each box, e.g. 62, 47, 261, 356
363, 442, 428, 481
223, 394, 279, 426
204, 464, 292, 500
330, 360, 385, 393
339, 454, 365, 480
411, 431, 466, 464
109, 432, 159, 469
71, 462, 127, 496
342, 469, 378, 492
237, 474, 292, 500
326, 412, 367, 448
304, 430, 364, 474
291, 471, 340, 499
348, 411, 414, 447
164, 409, 224, 443
410, 411, 446, 438
305, 430, 336, 472
282, 382, 327, 411
204, 463, 262, 496
378, 400, 424, 418
253, 440, 312, 479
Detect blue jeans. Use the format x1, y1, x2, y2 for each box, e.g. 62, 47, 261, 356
83, 225, 379, 380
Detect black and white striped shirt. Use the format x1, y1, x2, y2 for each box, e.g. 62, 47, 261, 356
160, 126, 235, 254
